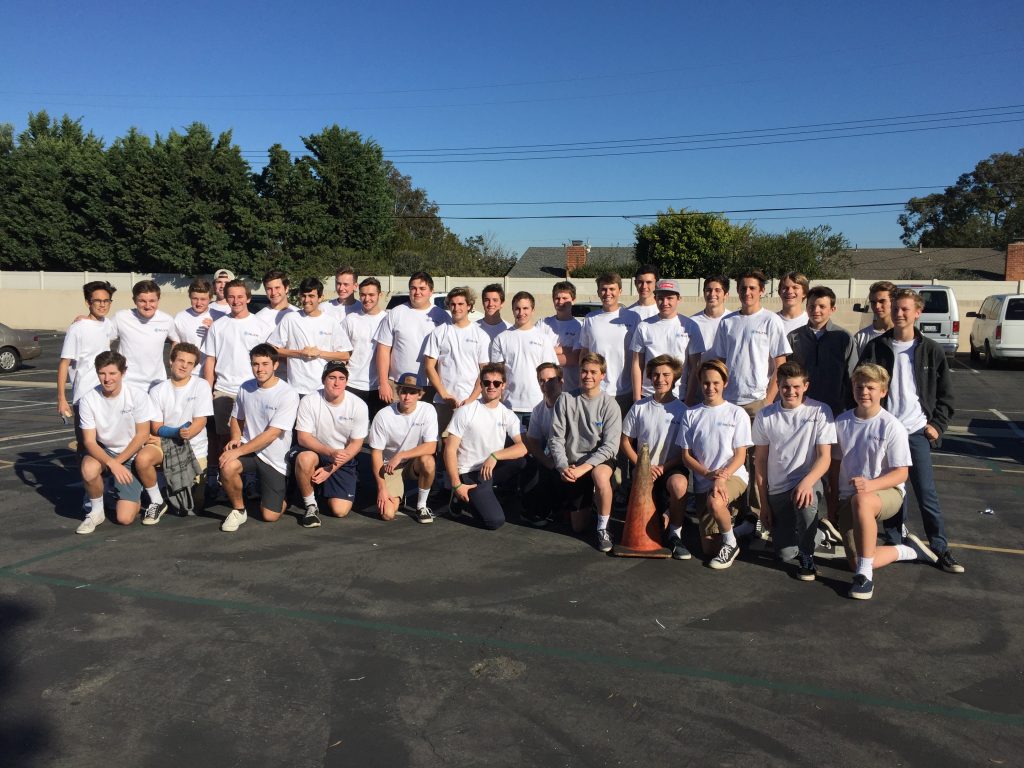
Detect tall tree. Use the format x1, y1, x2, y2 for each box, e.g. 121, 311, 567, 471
899, 149, 1024, 248
634, 208, 753, 277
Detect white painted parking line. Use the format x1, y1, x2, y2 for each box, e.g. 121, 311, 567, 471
0, 436, 75, 451
933, 464, 1024, 474
952, 358, 981, 375
1, 369, 58, 375
990, 409, 1024, 440
959, 409, 1024, 414
934, 452, 1017, 464
0, 381, 59, 390
0, 402, 53, 411
0, 428, 72, 443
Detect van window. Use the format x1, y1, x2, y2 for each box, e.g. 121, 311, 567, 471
920, 291, 949, 314
1006, 298, 1024, 321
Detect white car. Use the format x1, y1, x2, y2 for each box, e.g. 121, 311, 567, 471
968, 294, 1024, 367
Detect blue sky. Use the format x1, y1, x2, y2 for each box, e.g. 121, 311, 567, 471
2, 0, 1022, 259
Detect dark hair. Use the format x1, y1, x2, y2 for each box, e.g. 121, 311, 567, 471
447, 286, 475, 308
321, 361, 350, 381
645, 353, 682, 382
868, 280, 896, 298
299, 277, 324, 296
511, 291, 535, 307
806, 285, 836, 307
83, 280, 116, 302
408, 271, 434, 290
262, 270, 289, 288
536, 362, 563, 379
596, 272, 622, 289
703, 275, 730, 293
94, 350, 127, 373
359, 277, 382, 292
480, 362, 507, 383
187, 278, 212, 296
335, 266, 358, 281
777, 360, 808, 381
170, 342, 201, 364
736, 269, 767, 289
225, 279, 251, 299
552, 280, 577, 299
249, 343, 279, 363
482, 283, 505, 302
635, 264, 660, 281
132, 279, 161, 299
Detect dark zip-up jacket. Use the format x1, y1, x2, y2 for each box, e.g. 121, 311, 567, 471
858, 329, 955, 436
787, 320, 856, 417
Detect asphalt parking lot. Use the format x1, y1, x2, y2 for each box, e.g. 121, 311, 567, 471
0, 334, 1022, 767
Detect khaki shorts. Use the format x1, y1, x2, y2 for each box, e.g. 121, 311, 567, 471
380, 462, 420, 500
698, 475, 748, 536
740, 398, 769, 422
212, 391, 236, 436
838, 487, 904, 554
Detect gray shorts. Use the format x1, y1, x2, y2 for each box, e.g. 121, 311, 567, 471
238, 454, 287, 513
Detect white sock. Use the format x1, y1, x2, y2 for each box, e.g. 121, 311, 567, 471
895, 544, 917, 562
302, 494, 317, 507
145, 485, 163, 506
417, 487, 430, 509
856, 556, 874, 579
596, 515, 610, 531
89, 497, 104, 518
722, 529, 737, 547
669, 525, 682, 540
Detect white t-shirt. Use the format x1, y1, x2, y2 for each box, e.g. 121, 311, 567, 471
690, 311, 725, 351
887, 339, 928, 433
78, 384, 154, 455
339, 310, 385, 391
542, 316, 583, 391
527, 400, 556, 452
60, 317, 116, 403
834, 408, 911, 499
148, 377, 215, 459
629, 314, 706, 397
170, 308, 213, 376
708, 308, 791, 405
295, 390, 369, 451
778, 311, 809, 335
854, 325, 887, 355
477, 318, 511, 342
209, 301, 231, 319
628, 301, 660, 320
320, 299, 361, 320
677, 401, 753, 493
622, 397, 687, 466
203, 314, 270, 395
447, 399, 523, 474
577, 307, 641, 397
268, 311, 347, 396
232, 378, 300, 475
490, 325, 559, 412
374, 303, 451, 386
423, 322, 490, 403
255, 305, 298, 336
112, 309, 173, 390
752, 398, 837, 494
367, 401, 439, 464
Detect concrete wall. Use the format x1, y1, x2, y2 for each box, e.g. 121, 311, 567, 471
2, 271, 1023, 352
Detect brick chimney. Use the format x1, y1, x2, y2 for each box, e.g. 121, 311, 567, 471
1006, 239, 1024, 281
565, 240, 589, 276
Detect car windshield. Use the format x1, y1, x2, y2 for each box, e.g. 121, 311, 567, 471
1005, 299, 1024, 321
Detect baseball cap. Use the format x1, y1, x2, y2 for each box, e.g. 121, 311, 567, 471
394, 372, 424, 390
213, 268, 236, 281
321, 361, 349, 381
655, 278, 681, 295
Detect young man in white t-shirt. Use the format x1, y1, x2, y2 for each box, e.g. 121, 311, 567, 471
218, 344, 300, 532
489, 291, 560, 428
269, 277, 347, 396
477, 283, 511, 342
777, 271, 809, 335
853, 280, 896, 354
542, 281, 582, 392
627, 264, 660, 320
169, 278, 214, 376
293, 361, 369, 528
339, 277, 387, 420
75, 351, 163, 533
148, 342, 215, 521
523, 362, 565, 526
58, 280, 117, 450
445, 363, 528, 530
320, 266, 361, 319
678, 360, 753, 569
629, 278, 704, 405
690, 275, 730, 352
834, 364, 927, 600
374, 271, 450, 402
753, 360, 836, 581
424, 286, 489, 433
367, 373, 439, 523
578, 272, 641, 415
622, 354, 690, 559
110, 279, 173, 391
254, 270, 299, 338
210, 268, 235, 318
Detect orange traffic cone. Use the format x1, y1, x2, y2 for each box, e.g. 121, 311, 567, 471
613, 443, 670, 558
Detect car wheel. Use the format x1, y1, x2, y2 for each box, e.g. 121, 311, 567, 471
969, 338, 980, 362
984, 341, 999, 369
0, 347, 20, 373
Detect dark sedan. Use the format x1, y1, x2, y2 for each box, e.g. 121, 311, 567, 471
0, 323, 41, 372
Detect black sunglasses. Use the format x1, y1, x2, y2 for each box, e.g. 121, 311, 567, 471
481, 380, 504, 388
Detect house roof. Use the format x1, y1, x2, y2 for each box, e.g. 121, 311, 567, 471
508, 244, 1007, 280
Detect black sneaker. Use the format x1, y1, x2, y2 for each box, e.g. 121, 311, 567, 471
796, 552, 817, 582
141, 500, 167, 526
596, 529, 613, 552
709, 542, 739, 570
849, 573, 874, 600
415, 506, 434, 524
302, 503, 321, 529
938, 550, 965, 574
666, 534, 692, 561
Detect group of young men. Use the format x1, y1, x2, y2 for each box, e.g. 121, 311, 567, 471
57, 263, 963, 600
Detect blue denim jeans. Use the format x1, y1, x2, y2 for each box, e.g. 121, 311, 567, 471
894, 429, 948, 553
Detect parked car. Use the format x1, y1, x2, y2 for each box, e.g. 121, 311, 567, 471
0, 323, 41, 373
968, 294, 1024, 367
855, 284, 960, 356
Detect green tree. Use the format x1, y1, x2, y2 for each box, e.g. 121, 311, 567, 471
734, 225, 851, 278
899, 149, 1024, 248
634, 208, 753, 277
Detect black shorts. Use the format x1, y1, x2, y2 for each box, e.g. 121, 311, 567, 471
320, 458, 358, 502
238, 454, 287, 513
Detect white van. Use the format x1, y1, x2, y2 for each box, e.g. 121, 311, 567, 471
897, 284, 960, 357
967, 294, 1024, 366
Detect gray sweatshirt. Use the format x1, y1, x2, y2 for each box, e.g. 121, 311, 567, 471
549, 390, 622, 470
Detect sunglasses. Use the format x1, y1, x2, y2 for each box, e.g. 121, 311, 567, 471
481, 380, 505, 389
397, 387, 421, 396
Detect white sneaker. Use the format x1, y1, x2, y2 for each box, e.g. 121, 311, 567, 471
220, 509, 247, 532
76, 511, 105, 535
